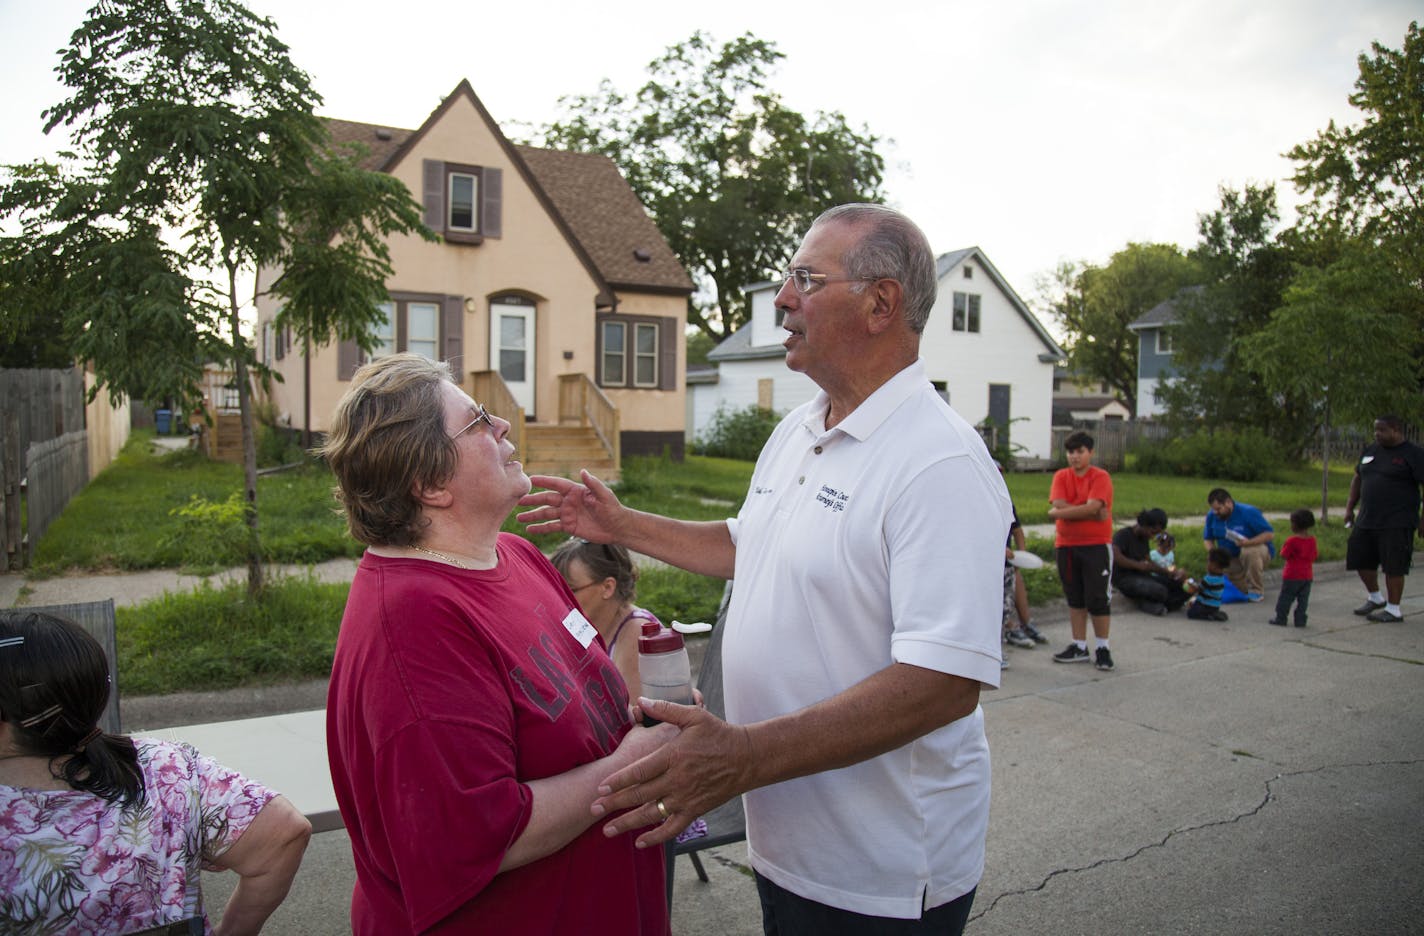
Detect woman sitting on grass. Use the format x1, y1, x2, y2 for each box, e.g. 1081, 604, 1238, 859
0, 610, 311, 935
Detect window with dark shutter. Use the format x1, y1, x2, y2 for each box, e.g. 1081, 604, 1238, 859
480, 168, 502, 238
658, 316, 677, 391
422, 160, 445, 231
420, 160, 503, 244
596, 314, 678, 390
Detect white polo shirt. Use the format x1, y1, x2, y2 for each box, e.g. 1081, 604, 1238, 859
723, 359, 1010, 918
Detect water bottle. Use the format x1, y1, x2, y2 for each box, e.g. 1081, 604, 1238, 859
637, 628, 693, 727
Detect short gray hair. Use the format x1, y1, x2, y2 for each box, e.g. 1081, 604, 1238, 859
813, 204, 937, 333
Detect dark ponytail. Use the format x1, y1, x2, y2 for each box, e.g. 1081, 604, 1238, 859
0, 611, 145, 806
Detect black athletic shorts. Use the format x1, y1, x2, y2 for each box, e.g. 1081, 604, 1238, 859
1346, 526, 1416, 577
1055, 543, 1113, 615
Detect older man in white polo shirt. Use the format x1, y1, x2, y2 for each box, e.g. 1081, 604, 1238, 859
520, 203, 1011, 934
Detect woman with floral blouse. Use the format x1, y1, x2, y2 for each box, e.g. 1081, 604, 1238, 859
0, 610, 311, 935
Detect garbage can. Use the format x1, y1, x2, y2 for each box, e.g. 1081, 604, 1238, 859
155, 409, 172, 434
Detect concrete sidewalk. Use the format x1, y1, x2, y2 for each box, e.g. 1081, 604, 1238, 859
4, 558, 1420, 933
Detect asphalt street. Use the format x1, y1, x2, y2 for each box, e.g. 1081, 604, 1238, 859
4, 558, 1421, 934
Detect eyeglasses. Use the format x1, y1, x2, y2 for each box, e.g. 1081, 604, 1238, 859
566, 579, 601, 593
451, 403, 495, 440
782, 268, 881, 296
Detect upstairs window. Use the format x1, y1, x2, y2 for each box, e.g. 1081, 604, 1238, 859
448, 172, 478, 231
1156, 328, 1175, 354
423, 160, 502, 245
952, 292, 981, 333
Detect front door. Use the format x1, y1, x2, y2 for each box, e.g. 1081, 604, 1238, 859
490, 298, 536, 417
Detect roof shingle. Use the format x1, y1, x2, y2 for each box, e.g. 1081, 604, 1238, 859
320, 111, 692, 295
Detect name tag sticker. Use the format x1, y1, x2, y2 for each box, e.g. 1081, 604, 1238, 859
563, 608, 597, 648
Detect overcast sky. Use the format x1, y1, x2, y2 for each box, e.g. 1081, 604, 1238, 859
1, 0, 1416, 315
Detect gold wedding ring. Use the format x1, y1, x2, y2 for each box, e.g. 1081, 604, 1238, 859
656, 799, 670, 820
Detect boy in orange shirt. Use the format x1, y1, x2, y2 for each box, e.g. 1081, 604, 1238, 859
1048, 431, 1116, 670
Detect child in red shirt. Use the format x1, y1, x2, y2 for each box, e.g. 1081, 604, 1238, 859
1269, 509, 1318, 628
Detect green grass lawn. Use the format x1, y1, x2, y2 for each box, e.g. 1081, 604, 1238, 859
32, 432, 364, 576
43, 434, 1355, 694
1004, 464, 1353, 526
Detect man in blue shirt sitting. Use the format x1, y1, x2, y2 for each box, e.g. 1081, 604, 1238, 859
1203, 488, 1275, 602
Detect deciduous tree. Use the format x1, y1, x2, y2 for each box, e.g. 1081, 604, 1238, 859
536, 32, 886, 341
1240, 242, 1423, 518
1157, 184, 1315, 455
1048, 243, 1200, 417
0, 0, 429, 593
1290, 21, 1424, 300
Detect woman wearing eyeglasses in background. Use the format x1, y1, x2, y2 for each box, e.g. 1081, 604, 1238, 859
550, 539, 662, 701
0, 609, 311, 935
320, 353, 673, 936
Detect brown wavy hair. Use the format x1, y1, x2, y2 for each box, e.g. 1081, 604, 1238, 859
318, 353, 459, 546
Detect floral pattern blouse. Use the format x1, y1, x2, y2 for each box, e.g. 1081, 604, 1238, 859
0, 738, 276, 935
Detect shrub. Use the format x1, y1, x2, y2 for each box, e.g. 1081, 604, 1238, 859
693, 404, 782, 461
1132, 431, 1282, 482
156, 492, 248, 572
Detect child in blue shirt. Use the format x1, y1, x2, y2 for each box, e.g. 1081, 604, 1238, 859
1188, 548, 1232, 621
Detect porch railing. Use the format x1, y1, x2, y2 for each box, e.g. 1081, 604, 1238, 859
557, 373, 620, 475
468, 370, 526, 463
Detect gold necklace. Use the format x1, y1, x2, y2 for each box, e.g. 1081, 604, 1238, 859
410, 545, 470, 569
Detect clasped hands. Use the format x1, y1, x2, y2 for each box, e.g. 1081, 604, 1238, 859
597, 696, 754, 849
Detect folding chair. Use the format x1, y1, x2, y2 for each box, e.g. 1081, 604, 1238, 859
23, 599, 121, 733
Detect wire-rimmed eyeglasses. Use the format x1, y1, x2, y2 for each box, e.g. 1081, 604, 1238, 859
782, 268, 881, 296
451, 403, 495, 440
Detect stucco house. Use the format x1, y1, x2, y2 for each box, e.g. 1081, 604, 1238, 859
1127, 285, 1203, 419
255, 81, 694, 476
688, 247, 1064, 459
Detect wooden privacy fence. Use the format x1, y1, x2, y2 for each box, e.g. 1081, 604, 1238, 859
0, 367, 85, 450
0, 366, 92, 571
25, 432, 90, 557
1050, 421, 1172, 471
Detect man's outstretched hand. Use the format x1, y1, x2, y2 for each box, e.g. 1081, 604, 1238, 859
518, 470, 624, 541
591, 697, 755, 849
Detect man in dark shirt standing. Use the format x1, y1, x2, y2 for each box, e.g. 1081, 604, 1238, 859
1345, 415, 1424, 623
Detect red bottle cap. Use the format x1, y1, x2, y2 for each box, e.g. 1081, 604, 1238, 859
638, 630, 685, 654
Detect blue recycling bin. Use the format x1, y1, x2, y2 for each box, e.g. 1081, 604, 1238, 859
155, 409, 172, 434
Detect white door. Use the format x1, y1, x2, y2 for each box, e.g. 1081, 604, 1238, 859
489, 300, 536, 416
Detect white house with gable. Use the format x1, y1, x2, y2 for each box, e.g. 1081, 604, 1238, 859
687, 247, 1065, 460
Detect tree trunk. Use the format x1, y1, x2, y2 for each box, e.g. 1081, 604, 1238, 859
1319, 396, 1331, 524
228, 260, 264, 597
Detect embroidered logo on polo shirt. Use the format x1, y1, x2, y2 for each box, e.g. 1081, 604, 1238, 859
816, 484, 849, 512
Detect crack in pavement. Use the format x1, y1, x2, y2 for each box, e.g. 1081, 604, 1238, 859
1298, 640, 1422, 666
969, 757, 1424, 923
